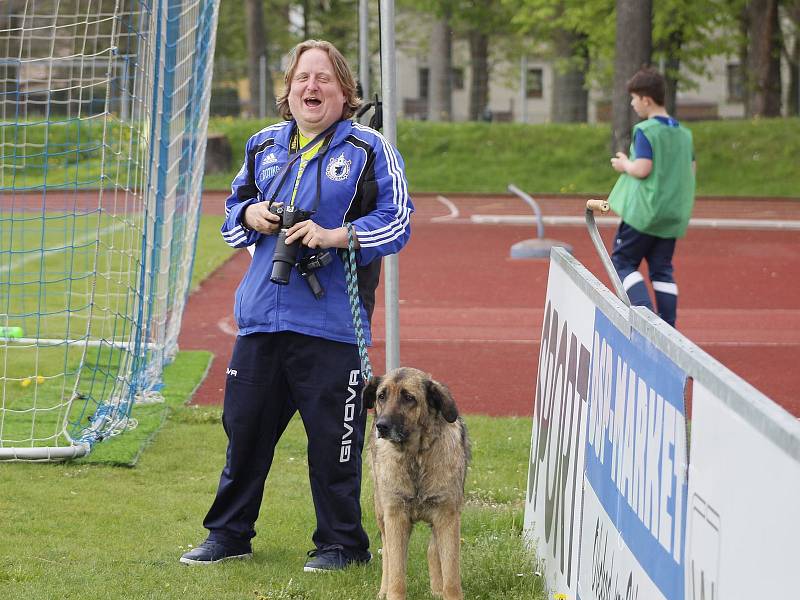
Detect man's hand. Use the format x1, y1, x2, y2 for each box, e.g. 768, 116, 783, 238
283, 221, 352, 250
243, 201, 282, 234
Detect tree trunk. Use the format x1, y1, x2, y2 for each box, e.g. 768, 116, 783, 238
427, 17, 453, 122
745, 0, 782, 117
246, 0, 274, 118
787, 3, 800, 116
663, 28, 683, 117
663, 59, 680, 117
611, 0, 652, 153
468, 31, 489, 121
302, 0, 311, 40
738, 4, 750, 113
790, 36, 800, 117
551, 29, 589, 122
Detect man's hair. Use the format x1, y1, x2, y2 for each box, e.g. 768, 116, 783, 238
276, 39, 361, 121
626, 67, 666, 106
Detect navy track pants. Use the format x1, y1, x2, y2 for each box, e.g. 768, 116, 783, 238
611, 221, 679, 327
202, 331, 369, 555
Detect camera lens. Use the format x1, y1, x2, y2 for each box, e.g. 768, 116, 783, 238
270, 229, 301, 284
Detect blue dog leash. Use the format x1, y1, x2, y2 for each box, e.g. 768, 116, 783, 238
343, 223, 373, 387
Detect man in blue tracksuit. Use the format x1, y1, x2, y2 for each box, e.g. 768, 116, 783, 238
180, 39, 413, 571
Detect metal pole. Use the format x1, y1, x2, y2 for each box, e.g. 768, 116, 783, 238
519, 55, 527, 124
359, 0, 370, 100
508, 183, 543, 239
380, 0, 400, 371
585, 199, 630, 307
259, 55, 267, 119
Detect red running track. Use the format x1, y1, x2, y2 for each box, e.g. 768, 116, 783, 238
179, 192, 800, 417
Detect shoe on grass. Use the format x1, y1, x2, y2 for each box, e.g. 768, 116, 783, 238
303, 545, 371, 572
179, 539, 253, 565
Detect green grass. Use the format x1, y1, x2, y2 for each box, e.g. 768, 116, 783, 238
204, 116, 800, 197
7, 115, 798, 196
5, 116, 798, 196
75, 350, 212, 466
0, 118, 140, 190
190, 214, 237, 290
0, 413, 545, 600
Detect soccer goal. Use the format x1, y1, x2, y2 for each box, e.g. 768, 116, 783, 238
0, 0, 219, 460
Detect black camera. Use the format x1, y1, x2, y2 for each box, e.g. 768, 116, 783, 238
268, 204, 314, 285
298, 251, 333, 299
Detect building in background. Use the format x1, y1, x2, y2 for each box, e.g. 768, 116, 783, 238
395, 38, 796, 124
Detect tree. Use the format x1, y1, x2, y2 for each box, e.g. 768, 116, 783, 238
611, 0, 652, 153
507, 0, 599, 123
246, 0, 275, 117
397, 0, 457, 120
655, 6, 684, 116
401, 0, 503, 121
652, 0, 741, 117
214, 1, 296, 116
550, 29, 590, 122
451, 0, 515, 121
786, 1, 800, 116
508, 0, 746, 128
467, 30, 490, 120
740, 0, 782, 117
428, 16, 454, 121
303, 0, 359, 59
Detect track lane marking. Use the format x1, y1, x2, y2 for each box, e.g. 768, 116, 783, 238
431, 194, 459, 222
469, 214, 800, 230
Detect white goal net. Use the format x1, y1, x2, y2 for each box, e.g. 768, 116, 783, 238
0, 0, 219, 459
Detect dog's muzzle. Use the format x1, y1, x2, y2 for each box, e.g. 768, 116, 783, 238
375, 416, 407, 443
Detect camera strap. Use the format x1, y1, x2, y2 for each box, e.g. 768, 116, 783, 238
343, 222, 372, 385
265, 122, 339, 209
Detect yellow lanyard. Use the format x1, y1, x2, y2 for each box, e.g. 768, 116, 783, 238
290, 132, 323, 206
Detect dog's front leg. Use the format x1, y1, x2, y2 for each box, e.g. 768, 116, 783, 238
427, 528, 443, 596
432, 511, 463, 600
383, 505, 412, 600
376, 509, 388, 599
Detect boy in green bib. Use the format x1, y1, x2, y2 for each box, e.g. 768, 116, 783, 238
608, 67, 696, 327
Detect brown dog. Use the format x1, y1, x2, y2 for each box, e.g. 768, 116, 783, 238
363, 367, 471, 600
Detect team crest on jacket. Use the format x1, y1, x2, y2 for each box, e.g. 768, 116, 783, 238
326, 153, 351, 181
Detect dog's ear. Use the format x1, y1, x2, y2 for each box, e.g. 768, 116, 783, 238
362, 375, 382, 409
426, 379, 459, 423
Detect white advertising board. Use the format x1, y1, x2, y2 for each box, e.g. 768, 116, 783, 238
524, 257, 596, 596
526, 250, 800, 600
577, 312, 688, 600
685, 381, 800, 599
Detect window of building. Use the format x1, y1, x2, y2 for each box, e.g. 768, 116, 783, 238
420, 67, 463, 95
418, 67, 429, 99
526, 67, 543, 99
727, 63, 744, 103
451, 67, 464, 90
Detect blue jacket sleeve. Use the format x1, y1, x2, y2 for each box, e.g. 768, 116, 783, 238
352, 134, 414, 265
221, 137, 263, 249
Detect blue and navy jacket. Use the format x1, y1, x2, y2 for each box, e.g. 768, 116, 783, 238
221, 119, 414, 345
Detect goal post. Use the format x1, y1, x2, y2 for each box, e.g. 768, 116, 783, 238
0, 0, 220, 460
